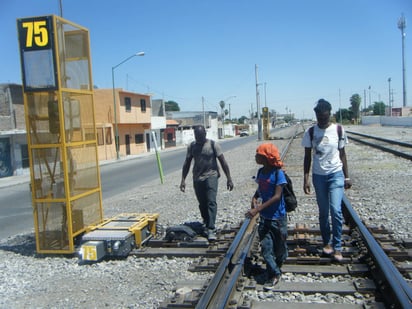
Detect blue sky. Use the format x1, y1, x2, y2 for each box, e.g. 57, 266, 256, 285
1, 0, 411, 119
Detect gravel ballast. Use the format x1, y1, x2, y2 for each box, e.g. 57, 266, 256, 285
1, 124, 411, 308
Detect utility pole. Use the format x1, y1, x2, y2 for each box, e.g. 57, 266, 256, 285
398, 14, 407, 107
202, 96, 205, 128
255, 64, 262, 140
368, 85, 371, 109
388, 78, 392, 116
339, 88, 342, 123
264, 82, 267, 107
58, 0, 63, 17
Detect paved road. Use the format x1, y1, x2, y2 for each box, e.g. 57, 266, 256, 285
0, 134, 259, 240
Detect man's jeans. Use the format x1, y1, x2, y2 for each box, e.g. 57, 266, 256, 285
193, 176, 218, 230
313, 171, 344, 251
258, 217, 288, 278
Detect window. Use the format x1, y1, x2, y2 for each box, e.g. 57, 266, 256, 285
140, 99, 146, 112
85, 132, 95, 141
135, 134, 144, 144
21, 144, 29, 168
125, 97, 131, 112
96, 128, 104, 145
85, 128, 95, 141
105, 127, 112, 144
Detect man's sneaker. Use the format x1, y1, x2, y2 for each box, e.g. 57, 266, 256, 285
207, 229, 217, 241
322, 244, 333, 255
333, 250, 343, 262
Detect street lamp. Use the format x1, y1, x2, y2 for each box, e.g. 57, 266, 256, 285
112, 52, 145, 159
255, 64, 262, 140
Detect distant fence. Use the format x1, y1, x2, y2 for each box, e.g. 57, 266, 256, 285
361, 116, 412, 127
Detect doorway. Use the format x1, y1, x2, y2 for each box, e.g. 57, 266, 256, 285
125, 134, 130, 155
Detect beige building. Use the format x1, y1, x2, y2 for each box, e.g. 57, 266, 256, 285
94, 89, 152, 160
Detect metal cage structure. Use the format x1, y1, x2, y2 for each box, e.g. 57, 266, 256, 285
17, 15, 103, 254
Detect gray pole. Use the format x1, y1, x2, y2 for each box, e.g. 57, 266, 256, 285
112, 52, 145, 159
264, 82, 267, 107
388, 78, 392, 116
339, 88, 342, 123
255, 64, 262, 140
112, 68, 120, 160
398, 14, 407, 107
58, 0, 63, 17
202, 96, 205, 128
368, 85, 371, 109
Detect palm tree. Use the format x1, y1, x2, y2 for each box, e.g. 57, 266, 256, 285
350, 94, 361, 124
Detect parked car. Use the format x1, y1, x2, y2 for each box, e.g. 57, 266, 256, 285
239, 130, 249, 137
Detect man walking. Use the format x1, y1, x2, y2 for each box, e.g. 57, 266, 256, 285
180, 125, 234, 241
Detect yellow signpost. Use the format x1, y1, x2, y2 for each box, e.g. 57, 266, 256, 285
262, 106, 269, 140
17, 15, 103, 254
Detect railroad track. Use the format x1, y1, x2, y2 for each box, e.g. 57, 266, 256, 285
136, 130, 412, 308
346, 131, 412, 160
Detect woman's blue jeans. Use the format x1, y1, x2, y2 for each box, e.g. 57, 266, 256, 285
258, 217, 288, 278
312, 171, 344, 251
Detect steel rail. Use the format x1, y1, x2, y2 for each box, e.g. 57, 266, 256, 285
194, 215, 256, 309
195, 134, 296, 309
346, 131, 412, 148
342, 195, 412, 307
347, 135, 412, 161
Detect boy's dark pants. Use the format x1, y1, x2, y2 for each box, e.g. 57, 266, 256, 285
258, 217, 288, 278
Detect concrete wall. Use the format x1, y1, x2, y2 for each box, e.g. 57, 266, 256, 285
176, 117, 219, 146
362, 116, 412, 127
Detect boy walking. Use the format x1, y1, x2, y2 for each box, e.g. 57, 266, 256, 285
246, 143, 288, 286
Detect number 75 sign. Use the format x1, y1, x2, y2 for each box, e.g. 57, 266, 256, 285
17, 16, 53, 51
17, 16, 57, 91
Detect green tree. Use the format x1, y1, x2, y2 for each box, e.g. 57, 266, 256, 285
334, 108, 352, 123
219, 100, 225, 119
238, 116, 248, 124
350, 94, 361, 124
361, 105, 373, 116
284, 114, 294, 123
373, 101, 386, 115
165, 101, 180, 111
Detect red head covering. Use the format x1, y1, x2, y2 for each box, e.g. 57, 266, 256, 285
256, 143, 283, 168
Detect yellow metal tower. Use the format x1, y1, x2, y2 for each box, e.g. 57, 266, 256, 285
17, 15, 103, 254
